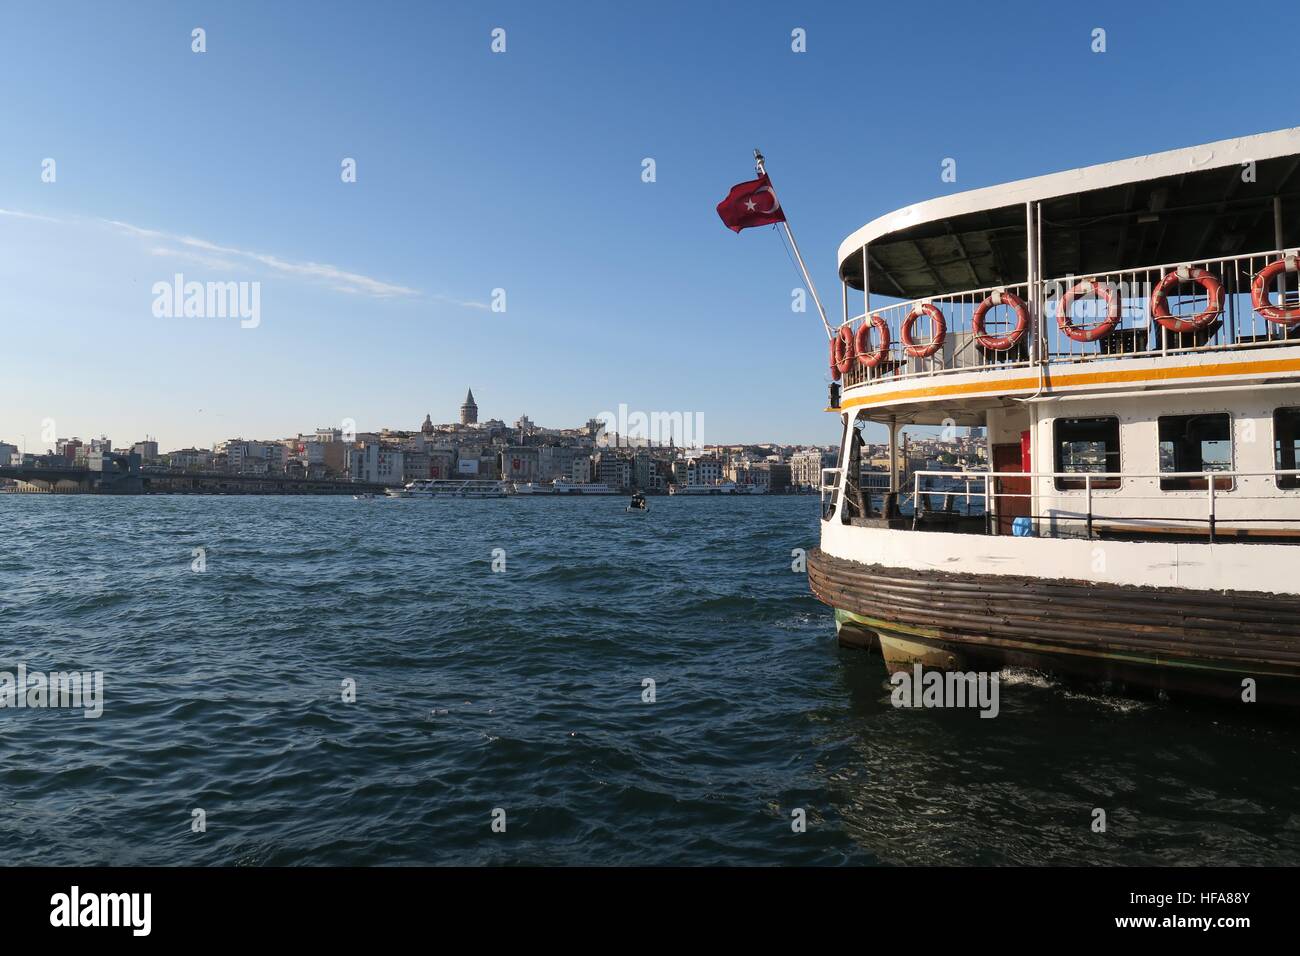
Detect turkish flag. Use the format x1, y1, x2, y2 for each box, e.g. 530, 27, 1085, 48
716, 174, 786, 232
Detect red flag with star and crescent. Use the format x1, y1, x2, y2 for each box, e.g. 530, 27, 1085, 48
716, 173, 786, 232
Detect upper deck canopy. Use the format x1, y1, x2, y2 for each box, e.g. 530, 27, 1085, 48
838, 128, 1300, 298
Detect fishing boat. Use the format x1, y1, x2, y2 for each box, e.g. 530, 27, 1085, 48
627, 492, 648, 512
807, 127, 1300, 705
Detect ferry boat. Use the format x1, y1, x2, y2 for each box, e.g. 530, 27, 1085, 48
512, 482, 555, 495
669, 481, 739, 495
390, 478, 511, 498
551, 479, 616, 495
808, 128, 1300, 706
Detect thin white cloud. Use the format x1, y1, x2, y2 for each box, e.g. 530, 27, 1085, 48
148, 245, 242, 272
6, 208, 485, 305
102, 218, 421, 299
0, 208, 63, 223
103, 219, 162, 238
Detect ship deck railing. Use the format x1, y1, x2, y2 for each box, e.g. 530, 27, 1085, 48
820, 467, 842, 519
841, 247, 1300, 388
872, 468, 1300, 543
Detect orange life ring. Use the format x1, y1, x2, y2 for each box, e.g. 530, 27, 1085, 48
972, 290, 1029, 351
1251, 254, 1300, 325
1150, 266, 1223, 334
900, 302, 945, 358
854, 314, 890, 368
1057, 278, 1120, 342
832, 325, 854, 376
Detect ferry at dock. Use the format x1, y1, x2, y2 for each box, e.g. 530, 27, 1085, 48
386, 478, 511, 498
551, 479, 616, 495
668, 481, 765, 495
512, 482, 555, 495
808, 128, 1300, 706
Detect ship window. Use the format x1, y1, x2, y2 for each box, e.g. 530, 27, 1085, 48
1053, 417, 1120, 490
1158, 414, 1233, 491
1275, 408, 1300, 489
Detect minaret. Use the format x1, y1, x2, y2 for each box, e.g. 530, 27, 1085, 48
460, 388, 478, 425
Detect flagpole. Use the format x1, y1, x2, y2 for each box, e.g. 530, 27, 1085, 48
755, 149, 834, 341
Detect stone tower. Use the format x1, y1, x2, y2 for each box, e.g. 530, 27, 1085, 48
460, 388, 478, 425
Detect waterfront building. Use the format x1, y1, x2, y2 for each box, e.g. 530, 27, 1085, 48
168, 447, 215, 471
220, 439, 286, 475
346, 442, 404, 485
570, 454, 592, 483
132, 439, 160, 463
632, 449, 654, 490
536, 445, 587, 483
402, 450, 432, 481
501, 446, 541, 482
767, 462, 792, 494
729, 462, 771, 492
686, 456, 723, 487
55, 437, 82, 461
595, 452, 631, 491
427, 447, 457, 479
790, 450, 838, 491
303, 437, 347, 477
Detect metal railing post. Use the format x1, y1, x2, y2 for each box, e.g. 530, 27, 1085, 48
1208, 478, 1217, 543
986, 473, 995, 535
911, 470, 921, 530
1085, 474, 1094, 539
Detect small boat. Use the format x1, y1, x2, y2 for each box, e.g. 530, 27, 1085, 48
626, 492, 648, 512
352, 493, 377, 500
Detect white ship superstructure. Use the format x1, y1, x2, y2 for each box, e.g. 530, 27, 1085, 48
808, 128, 1300, 705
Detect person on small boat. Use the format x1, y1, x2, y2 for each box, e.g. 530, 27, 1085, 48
628, 492, 647, 511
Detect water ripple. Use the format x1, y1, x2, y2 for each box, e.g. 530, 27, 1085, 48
0, 494, 1297, 865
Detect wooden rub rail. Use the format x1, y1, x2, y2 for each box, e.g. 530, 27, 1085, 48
807, 548, 1300, 669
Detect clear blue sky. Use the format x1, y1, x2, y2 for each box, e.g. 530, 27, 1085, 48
2, 0, 1298, 452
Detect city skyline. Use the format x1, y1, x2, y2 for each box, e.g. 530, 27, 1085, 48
5, 3, 1299, 450
0, 385, 842, 456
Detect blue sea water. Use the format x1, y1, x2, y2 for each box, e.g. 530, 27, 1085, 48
1, 494, 1298, 866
